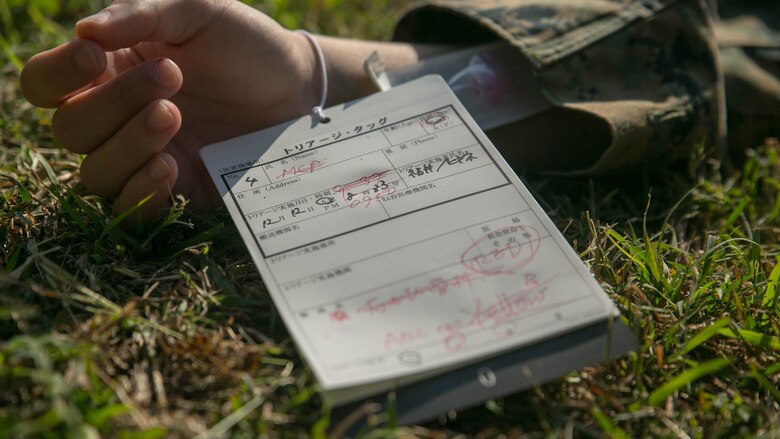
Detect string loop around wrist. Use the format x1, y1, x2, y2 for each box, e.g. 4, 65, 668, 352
295, 29, 330, 124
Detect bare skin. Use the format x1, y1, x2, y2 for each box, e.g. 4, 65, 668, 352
20, 0, 445, 225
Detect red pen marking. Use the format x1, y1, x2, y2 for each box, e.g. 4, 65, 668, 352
332, 170, 392, 195
329, 310, 349, 322
461, 225, 541, 275
437, 277, 554, 352
463, 289, 547, 334
384, 329, 428, 351
357, 271, 489, 315
276, 159, 325, 180
349, 187, 396, 209
356, 225, 544, 316
442, 331, 467, 352
419, 111, 449, 130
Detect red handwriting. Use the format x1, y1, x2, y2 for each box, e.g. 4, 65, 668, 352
437, 279, 553, 352
276, 160, 325, 180
357, 271, 489, 315
384, 329, 428, 351
419, 111, 449, 130
349, 187, 396, 208
332, 170, 392, 195
356, 224, 543, 316
461, 226, 541, 275
329, 310, 349, 322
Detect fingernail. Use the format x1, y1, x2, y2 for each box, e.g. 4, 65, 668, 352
73, 44, 98, 73
148, 155, 172, 181
147, 101, 175, 131
77, 10, 110, 26
154, 59, 180, 88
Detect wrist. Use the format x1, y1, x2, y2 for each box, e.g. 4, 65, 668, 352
287, 29, 323, 118
290, 32, 455, 116
315, 36, 379, 106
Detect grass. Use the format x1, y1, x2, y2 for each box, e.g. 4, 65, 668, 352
1, 0, 779, 437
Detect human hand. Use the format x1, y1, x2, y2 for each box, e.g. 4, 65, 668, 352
21, 0, 318, 224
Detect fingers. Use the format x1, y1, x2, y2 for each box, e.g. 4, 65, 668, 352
76, 0, 229, 51
113, 152, 179, 226
20, 40, 106, 108
80, 99, 181, 197
52, 58, 182, 154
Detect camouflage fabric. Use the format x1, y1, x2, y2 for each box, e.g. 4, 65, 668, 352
714, 0, 780, 157
394, 0, 780, 174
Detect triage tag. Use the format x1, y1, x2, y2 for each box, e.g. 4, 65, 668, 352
200, 75, 618, 405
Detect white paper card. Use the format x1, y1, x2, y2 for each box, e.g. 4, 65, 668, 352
200, 76, 617, 399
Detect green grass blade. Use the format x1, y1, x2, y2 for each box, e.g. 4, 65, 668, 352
605, 229, 648, 276
0, 0, 18, 40
153, 223, 225, 261
68, 190, 102, 227
648, 358, 730, 406
34, 152, 59, 184
99, 192, 155, 241
25, 4, 65, 37
193, 394, 264, 439
747, 368, 780, 403
53, 192, 91, 237
0, 33, 22, 72
718, 328, 780, 351
761, 256, 780, 311
591, 407, 630, 439
118, 427, 168, 439
764, 178, 780, 223
723, 197, 751, 230
671, 318, 731, 360
642, 194, 663, 284
690, 279, 717, 302
310, 413, 330, 439
14, 181, 32, 203
4, 246, 21, 271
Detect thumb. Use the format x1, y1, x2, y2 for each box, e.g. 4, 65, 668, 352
75, 0, 228, 51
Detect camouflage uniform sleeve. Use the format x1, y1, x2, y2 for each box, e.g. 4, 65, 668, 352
713, 0, 780, 158
393, 0, 726, 175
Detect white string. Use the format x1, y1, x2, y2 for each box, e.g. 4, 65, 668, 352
295, 29, 330, 123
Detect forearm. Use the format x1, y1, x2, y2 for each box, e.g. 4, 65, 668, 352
312, 35, 453, 106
